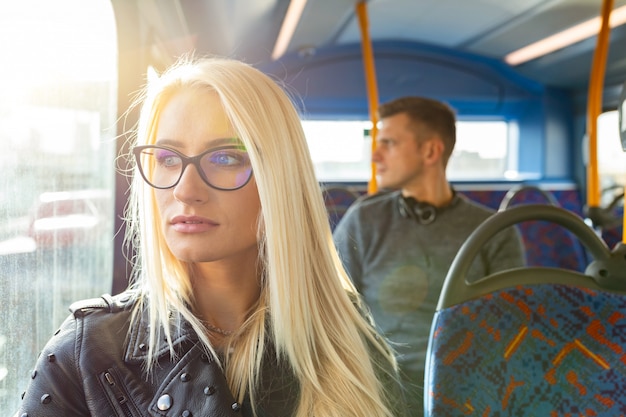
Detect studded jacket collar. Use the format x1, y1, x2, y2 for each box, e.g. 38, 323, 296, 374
16, 292, 297, 417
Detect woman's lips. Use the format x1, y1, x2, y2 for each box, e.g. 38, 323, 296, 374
170, 215, 218, 233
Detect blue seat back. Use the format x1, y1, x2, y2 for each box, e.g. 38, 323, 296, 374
464, 188, 589, 271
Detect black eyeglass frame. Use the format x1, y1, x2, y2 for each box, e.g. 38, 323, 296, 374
133, 144, 253, 191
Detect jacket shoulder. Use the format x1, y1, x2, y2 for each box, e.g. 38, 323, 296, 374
16, 292, 139, 417
69, 290, 136, 318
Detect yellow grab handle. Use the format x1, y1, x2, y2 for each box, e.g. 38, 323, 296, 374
356, 1, 380, 195
586, 0, 614, 208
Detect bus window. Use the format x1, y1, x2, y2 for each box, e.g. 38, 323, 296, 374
302, 119, 512, 182
302, 120, 373, 182
598, 110, 626, 205
0, 0, 117, 412
448, 121, 514, 181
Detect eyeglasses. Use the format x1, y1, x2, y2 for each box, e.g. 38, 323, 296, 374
133, 145, 253, 190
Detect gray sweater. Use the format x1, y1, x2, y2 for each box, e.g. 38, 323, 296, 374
333, 190, 525, 416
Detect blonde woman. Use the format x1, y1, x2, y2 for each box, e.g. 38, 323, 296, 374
16, 57, 406, 417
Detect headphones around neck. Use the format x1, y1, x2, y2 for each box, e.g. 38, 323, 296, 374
398, 195, 438, 225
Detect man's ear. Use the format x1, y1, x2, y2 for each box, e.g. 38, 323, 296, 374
423, 138, 444, 165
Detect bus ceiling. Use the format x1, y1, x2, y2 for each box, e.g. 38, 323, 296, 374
127, 0, 626, 104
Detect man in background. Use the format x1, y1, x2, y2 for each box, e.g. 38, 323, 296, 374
333, 96, 526, 416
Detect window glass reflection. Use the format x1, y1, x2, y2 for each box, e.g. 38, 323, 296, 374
0, 0, 117, 412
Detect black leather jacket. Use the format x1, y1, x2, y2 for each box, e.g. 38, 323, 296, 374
16, 292, 297, 417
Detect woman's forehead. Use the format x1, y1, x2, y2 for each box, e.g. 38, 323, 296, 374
155, 89, 236, 147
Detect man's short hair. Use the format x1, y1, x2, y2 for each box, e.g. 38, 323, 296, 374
378, 96, 456, 166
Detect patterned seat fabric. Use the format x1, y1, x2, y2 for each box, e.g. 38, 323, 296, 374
602, 206, 624, 250
462, 189, 589, 271
322, 186, 361, 230
425, 284, 626, 416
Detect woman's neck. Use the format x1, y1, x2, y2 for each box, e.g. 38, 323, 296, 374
190, 258, 262, 335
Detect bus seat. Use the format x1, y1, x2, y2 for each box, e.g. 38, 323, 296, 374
424, 204, 626, 417
595, 187, 624, 250
602, 207, 623, 249
321, 185, 361, 230
499, 185, 588, 272
498, 184, 560, 210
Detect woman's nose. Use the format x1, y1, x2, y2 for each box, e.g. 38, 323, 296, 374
172, 164, 209, 203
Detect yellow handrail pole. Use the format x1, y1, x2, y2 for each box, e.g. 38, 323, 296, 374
586, 0, 614, 209
356, 1, 379, 195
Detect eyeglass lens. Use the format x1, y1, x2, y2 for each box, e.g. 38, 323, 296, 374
135, 146, 252, 190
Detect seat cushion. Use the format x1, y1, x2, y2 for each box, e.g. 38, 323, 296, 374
425, 284, 626, 416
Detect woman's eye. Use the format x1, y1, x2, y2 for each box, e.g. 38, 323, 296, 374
155, 151, 181, 167
208, 151, 248, 167
163, 156, 179, 166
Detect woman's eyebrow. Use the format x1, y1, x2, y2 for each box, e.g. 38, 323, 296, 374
155, 137, 242, 148
209, 137, 243, 148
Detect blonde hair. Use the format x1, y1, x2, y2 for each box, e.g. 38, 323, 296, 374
126, 56, 400, 417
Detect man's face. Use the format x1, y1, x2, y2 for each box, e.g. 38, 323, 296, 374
372, 113, 426, 190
